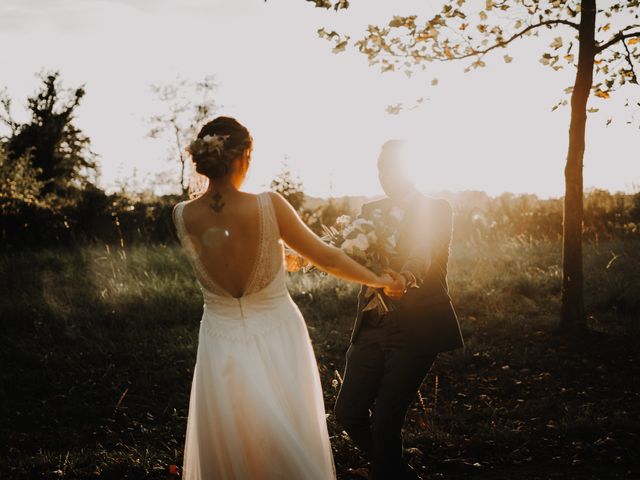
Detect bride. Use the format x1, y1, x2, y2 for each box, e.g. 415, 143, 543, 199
173, 116, 397, 480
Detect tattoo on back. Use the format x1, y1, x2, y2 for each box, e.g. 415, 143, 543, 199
209, 192, 225, 213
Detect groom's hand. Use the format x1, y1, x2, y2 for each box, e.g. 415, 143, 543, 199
383, 270, 407, 299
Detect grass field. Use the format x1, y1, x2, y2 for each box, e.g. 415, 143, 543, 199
1, 236, 639, 479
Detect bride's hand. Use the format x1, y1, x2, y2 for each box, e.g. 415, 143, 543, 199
382, 269, 407, 298
369, 272, 395, 289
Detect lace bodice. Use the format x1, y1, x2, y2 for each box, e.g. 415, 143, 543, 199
173, 192, 284, 298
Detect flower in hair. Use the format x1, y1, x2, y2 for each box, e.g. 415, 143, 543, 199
187, 133, 230, 157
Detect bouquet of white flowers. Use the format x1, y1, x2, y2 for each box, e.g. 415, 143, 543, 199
314, 207, 404, 314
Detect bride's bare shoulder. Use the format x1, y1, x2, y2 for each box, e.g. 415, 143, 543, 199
173, 197, 191, 212
266, 191, 296, 220
173, 197, 206, 226
266, 191, 288, 209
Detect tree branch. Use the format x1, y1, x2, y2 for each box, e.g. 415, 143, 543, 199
441, 19, 580, 61
596, 30, 640, 54
361, 18, 580, 65
621, 38, 639, 85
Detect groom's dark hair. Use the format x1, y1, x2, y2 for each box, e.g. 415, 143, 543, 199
377, 139, 406, 169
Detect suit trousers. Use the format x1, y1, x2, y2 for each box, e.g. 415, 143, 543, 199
334, 311, 436, 480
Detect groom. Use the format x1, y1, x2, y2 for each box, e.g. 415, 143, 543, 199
334, 140, 464, 480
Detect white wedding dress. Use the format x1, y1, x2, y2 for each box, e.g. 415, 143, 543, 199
173, 192, 336, 480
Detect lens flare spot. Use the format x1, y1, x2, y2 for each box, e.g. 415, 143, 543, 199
202, 227, 230, 248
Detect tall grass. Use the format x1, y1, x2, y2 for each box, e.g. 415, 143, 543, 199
0, 243, 203, 478
0, 235, 638, 478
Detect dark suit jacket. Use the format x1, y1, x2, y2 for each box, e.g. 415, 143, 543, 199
351, 194, 464, 355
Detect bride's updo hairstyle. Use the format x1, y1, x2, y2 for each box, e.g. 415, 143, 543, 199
188, 116, 253, 180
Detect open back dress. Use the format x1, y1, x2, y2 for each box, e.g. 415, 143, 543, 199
173, 192, 336, 480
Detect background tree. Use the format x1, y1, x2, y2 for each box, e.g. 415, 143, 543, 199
148, 76, 218, 197
310, 0, 640, 332
1, 72, 97, 202
270, 162, 306, 212
0, 144, 43, 214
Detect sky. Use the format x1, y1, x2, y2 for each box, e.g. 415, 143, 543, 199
1, 0, 639, 198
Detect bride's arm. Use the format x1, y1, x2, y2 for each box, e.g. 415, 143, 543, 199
269, 192, 392, 289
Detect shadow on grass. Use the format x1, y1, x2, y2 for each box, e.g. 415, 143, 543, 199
1, 238, 639, 479
0, 245, 201, 479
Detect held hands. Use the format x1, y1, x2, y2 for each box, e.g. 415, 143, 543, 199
382, 269, 407, 299
371, 271, 394, 290
371, 269, 407, 298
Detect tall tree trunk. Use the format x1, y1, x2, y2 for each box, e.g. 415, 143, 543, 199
561, 0, 596, 331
